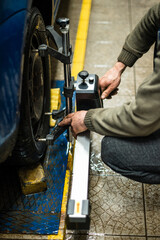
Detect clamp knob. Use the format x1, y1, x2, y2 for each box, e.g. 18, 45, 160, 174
56, 18, 70, 28
78, 70, 89, 84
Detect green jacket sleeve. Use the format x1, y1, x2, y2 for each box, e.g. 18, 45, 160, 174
84, 4, 160, 137
84, 53, 160, 137
118, 3, 160, 67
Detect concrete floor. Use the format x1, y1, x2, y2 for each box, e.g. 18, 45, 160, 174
64, 0, 160, 239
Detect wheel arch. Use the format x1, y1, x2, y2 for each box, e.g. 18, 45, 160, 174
31, 0, 53, 25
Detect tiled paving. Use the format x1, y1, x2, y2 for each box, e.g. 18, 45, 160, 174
65, 0, 160, 239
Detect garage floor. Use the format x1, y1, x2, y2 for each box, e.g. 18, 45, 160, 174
63, 0, 160, 239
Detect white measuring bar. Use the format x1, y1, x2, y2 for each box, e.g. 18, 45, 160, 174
67, 131, 90, 224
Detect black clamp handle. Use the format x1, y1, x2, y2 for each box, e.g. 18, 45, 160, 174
52, 108, 66, 120
56, 18, 70, 28
63, 80, 75, 98
79, 71, 89, 84
46, 125, 68, 145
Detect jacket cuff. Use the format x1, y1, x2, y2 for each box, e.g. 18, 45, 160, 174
84, 109, 96, 132
118, 48, 138, 67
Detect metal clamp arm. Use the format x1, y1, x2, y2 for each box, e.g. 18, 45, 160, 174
38, 44, 72, 64
46, 125, 68, 145
38, 125, 68, 145
46, 25, 62, 50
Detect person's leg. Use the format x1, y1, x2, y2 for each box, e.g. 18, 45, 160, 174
101, 129, 160, 184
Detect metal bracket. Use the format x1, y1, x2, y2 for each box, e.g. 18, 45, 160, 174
44, 108, 66, 120
38, 125, 68, 145
38, 107, 68, 145
38, 44, 72, 64
37, 18, 74, 144
63, 80, 75, 98
46, 25, 63, 50
38, 25, 73, 64
52, 108, 66, 120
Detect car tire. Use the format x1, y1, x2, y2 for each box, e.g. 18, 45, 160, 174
13, 7, 50, 166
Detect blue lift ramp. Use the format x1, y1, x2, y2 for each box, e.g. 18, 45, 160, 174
0, 81, 70, 236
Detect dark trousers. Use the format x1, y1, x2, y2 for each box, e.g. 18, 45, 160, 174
101, 129, 160, 184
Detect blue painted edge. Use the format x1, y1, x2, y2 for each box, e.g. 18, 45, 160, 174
0, 80, 75, 235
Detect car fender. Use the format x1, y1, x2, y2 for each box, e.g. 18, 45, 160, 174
0, 10, 28, 162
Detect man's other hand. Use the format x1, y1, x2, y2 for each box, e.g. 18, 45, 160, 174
99, 62, 126, 99
58, 111, 88, 138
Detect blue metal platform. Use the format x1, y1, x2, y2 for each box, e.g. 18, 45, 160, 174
0, 80, 71, 235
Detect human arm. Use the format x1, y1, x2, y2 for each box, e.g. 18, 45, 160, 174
99, 3, 160, 98
59, 54, 160, 138
118, 3, 160, 66
84, 49, 160, 137
59, 4, 160, 138
59, 57, 160, 138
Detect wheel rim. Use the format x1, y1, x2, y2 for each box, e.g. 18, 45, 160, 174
28, 32, 45, 140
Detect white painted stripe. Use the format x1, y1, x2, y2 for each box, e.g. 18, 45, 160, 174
96, 40, 112, 44
96, 21, 112, 24
94, 64, 111, 68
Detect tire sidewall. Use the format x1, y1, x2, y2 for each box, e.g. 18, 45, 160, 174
17, 8, 50, 164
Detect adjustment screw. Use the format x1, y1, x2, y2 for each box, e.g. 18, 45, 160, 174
78, 70, 89, 84
56, 18, 70, 28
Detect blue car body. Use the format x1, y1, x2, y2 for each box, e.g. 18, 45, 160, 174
0, 0, 60, 163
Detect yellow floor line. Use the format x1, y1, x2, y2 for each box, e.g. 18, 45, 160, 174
0, 1, 91, 240
48, 0, 92, 239
72, 0, 92, 79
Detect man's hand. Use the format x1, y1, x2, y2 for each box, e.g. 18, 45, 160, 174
58, 111, 88, 138
99, 62, 126, 99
